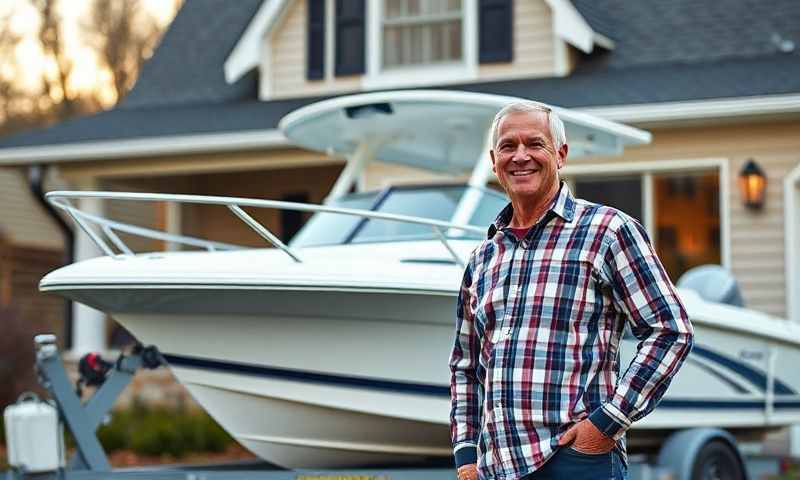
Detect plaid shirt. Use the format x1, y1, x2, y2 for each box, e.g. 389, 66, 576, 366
449, 183, 693, 480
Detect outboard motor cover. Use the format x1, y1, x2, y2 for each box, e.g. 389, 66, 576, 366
676, 264, 745, 307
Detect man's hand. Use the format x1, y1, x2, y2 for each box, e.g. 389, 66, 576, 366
457, 463, 478, 480
557, 419, 615, 454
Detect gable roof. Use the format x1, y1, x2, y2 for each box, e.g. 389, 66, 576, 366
571, 0, 800, 71
122, 0, 263, 109
1, 0, 799, 164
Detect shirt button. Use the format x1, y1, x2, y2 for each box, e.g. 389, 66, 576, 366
495, 401, 503, 408
503, 327, 512, 338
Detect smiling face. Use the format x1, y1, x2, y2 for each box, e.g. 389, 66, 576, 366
490, 110, 567, 205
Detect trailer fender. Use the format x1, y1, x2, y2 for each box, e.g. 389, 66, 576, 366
656, 428, 745, 480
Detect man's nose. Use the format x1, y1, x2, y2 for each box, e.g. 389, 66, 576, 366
511, 144, 530, 162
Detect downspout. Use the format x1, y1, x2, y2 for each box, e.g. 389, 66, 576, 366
28, 165, 74, 349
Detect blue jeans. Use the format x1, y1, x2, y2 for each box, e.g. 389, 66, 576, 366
521, 447, 628, 480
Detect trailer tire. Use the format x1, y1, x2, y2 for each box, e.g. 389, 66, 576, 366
690, 440, 745, 480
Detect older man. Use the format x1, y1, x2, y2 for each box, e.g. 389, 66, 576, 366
449, 102, 694, 480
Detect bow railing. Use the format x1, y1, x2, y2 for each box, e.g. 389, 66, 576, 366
46, 191, 484, 268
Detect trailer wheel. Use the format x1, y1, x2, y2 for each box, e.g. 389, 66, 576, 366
690, 440, 745, 480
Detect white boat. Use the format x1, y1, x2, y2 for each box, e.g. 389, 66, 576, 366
39, 90, 800, 469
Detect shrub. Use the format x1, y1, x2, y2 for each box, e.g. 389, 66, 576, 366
96, 407, 234, 458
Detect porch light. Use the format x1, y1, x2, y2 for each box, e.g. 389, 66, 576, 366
738, 159, 767, 209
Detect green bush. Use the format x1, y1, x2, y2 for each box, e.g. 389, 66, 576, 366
96, 407, 233, 458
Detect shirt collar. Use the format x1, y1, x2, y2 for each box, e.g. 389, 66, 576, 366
487, 182, 576, 238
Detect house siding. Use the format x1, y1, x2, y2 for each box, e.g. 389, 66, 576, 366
478, 0, 557, 81
179, 164, 342, 246
363, 161, 470, 190
267, 0, 559, 99
566, 120, 800, 318
0, 168, 63, 250
269, 0, 360, 100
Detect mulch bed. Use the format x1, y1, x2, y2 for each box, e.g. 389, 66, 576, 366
0, 443, 256, 469
108, 444, 256, 467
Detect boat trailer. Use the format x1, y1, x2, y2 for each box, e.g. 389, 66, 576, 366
3, 334, 459, 480
2, 334, 775, 480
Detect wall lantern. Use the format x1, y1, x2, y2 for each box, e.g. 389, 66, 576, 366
738, 159, 767, 209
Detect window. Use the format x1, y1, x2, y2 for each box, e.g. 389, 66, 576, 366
280, 193, 311, 242
289, 185, 507, 247
653, 172, 721, 281
570, 169, 722, 282
382, 0, 463, 68
365, 0, 476, 88
574, 176, 643, 224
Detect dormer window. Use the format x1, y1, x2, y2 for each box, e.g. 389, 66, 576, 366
365, 0, 477, 89
382, 0, 464, 69
225, 0, 613, 99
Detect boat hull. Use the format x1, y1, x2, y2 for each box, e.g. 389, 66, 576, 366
95, 286, 800, 468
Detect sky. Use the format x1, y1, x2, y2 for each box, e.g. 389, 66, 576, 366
1, 0, 181, 106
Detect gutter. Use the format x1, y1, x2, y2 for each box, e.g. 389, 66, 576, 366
0, 129, 289, 166
28, 165, 74, 349
1, 94, 799, 167
580, 93, 800, 126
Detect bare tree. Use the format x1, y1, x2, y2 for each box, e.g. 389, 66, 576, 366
0, 10, 53, 137
0, 12, 22, 122
0, 0, 180, 137
30, 0, 78, 117
84, 0, 168, 105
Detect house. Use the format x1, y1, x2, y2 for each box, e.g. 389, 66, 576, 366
0, 0, 798, 361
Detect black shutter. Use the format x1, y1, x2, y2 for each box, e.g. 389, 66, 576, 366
335, 0, 366, 76
479, 0, 513, 63
307, 0, 325, 80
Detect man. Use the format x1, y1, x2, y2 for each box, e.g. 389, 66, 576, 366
449, 102, 694, 480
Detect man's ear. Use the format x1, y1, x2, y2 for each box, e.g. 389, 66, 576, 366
557, 143, 568, 169
490, 150, 497, 174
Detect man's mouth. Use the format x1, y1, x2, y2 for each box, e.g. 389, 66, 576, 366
510, 169, 538, 176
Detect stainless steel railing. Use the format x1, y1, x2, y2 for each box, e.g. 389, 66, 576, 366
46, 191, 484, 267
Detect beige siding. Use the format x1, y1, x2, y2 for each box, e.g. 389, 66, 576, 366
269, 0, 361, 99
363, 161, 470, 190
478, 0, 557, 81
58, 148, 341, 180
566, 121, 800, 318
267, 0, 560, 99
0, 167, 63, 250
94, 164, 342, 249
179, 165, 342, 246
102, 180, 163, 253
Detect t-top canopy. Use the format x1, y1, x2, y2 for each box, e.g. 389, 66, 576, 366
279, 90, 651, 175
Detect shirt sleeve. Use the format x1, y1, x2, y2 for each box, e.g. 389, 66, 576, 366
449, 258, 482, 467
588, 218, 694, 440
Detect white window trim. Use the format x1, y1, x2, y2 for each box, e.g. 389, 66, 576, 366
562, 158, 731, 270
785, 162, 800, 323
325, 0, 335, 80
363, 0, 478, 90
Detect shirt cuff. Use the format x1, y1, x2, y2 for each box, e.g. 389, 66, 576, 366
454, 443, 477, 467
587, 403, 631, 441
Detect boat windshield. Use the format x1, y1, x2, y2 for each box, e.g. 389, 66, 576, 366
289, 185, 508, 247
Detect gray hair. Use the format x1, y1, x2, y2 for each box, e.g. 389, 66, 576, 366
490, 101, 567, 151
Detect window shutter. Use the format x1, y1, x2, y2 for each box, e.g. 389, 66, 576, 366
479, 0, 513, 63
307, 0, 325, 80
335, 0, 366, 76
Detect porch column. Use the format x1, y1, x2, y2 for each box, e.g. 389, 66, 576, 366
788, 166, 800, 457
71, 194, 107, 354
